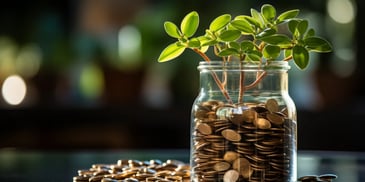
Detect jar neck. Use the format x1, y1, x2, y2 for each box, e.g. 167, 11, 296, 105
198, 61, 290, 101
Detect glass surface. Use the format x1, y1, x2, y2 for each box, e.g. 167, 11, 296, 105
0, 149, 364, 182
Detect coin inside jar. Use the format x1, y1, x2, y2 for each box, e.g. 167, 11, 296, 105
232, 158, 252, 179
254, 118, 271, 129
266, 98, 279, 113
229, 113, 245, 125
213, 161, 231, 172
241, 109, 257, 123
197, 123, 212, 135
221, 129, 241, 142
223, 169, 240, 182
223, 151, 240, 162
266, 113, 285, 125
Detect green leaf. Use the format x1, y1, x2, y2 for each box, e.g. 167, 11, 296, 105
240, 41, 255, 51
164, 21, 181, 38
158, 43, 186, 62
296, 20, 308, 36
235, 15, 261, 29
218, 48, 239, 57
200, 46, 209, 53
231, 19, 255, 34
229, 42, 240, 50
263, 45, 281, 60
187, 38, 201, 48
288, 20, 299, 34
218, 30, 241, 42
261, 4, 276, 22
276, 9, 299, 24
247, 50, 262, 62
259, 34, 292, 46
304, 28, 315, 39
284, 49, 292, 58
251, 8, 264, 28
181, 11, 199, 38
256, 28, 276, 39
293, 45, 309, 69
209, 14, 231, 32
304, 36, 332, 52
197, 36, 216, 46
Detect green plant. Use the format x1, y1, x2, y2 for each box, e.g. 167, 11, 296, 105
158, 4, 332, 103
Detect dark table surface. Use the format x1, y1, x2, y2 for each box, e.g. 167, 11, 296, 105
0, 149, 364, 182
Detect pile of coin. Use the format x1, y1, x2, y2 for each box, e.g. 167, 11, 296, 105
72, 158, 337, 182
191, 98, 296, 181
73, 159, 190, 182
297, 174, 338, 182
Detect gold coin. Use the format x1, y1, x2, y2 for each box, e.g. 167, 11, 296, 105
254, 118, 271, 129
213, 161, 231, 172
221, 129, 241, 142
232, 158, 252, 179
197, 123, 212, 135
223, 151, 240, 163
230, 113, 245, 125
281, 107, 288, 116
194, 109, 208, 119
73, 176, 89, 182
266, 98, 279, 113
101, 178, 118, 182
266, 113, 285, 125
242, 109, 257, 123
202, 100, 224, 111
223, 169, 240, 182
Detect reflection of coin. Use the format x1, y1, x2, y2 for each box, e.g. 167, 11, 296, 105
318, 174, 338, 181
197, 123, 212, 135
267, 113, 285, 125
221, 129, 241, 142
254, 118, 271, 129
266, 98, 279, 113
223, 169, 240, 182
297, 175, 320, 182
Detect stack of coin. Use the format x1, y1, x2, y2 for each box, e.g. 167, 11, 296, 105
191, 98, 296, 181
73, 159, 190, 182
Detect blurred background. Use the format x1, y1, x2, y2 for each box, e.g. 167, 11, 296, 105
0, 0, 363, 151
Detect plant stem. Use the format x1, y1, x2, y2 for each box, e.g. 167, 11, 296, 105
238, 65, 245, 104
245, 71, 267, 90
193, 48, 211, 62
192, 48, 233, 104
283, 55, 293, 61
238, 56, 246, 104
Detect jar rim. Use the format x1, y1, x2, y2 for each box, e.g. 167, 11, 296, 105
197, 61, 290, 71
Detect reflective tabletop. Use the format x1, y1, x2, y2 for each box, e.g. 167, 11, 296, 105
0, 149, 364, 182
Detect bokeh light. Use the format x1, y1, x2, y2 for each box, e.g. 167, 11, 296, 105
117, 25, 142, 70
327, 0, 355, 24
79, 63, 104, 100
1, 75, 27, 105
15, 44, 42, 78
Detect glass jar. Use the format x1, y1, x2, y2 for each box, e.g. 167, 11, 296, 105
190, 60, 297, 182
